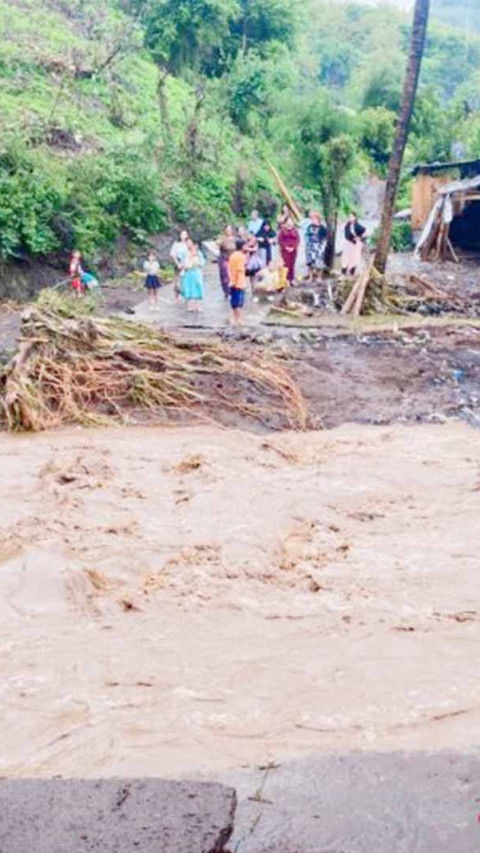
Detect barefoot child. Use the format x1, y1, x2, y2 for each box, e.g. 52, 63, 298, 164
143, 251, 162, 308
228, 238, 247, 326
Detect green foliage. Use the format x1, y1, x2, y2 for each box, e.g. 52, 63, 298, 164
64, 152, 167, 255
358, 107, 396, 172
292, 97, 357, 219
0, 0, 478, 273
372, 221, 413, 252
227, 47, 296, 133
128, 0, 237, 74
0, 143, 63, 258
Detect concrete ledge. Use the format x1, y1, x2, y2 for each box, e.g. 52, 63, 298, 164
222, 751, 480, 852
0, 778, 236, 853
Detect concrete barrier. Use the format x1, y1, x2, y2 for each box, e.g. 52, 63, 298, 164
0, 778, 236, 853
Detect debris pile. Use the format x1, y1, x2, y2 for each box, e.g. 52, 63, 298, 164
339, 267, 473, 317
0, 292, 308, 432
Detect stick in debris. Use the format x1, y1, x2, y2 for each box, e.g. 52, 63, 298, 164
268, 163, 302, 223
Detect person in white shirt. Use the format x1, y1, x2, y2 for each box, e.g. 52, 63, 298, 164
247, 210, 264, 237
143, 251, 162, 308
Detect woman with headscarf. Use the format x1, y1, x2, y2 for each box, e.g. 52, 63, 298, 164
217, 225, 236, 300
305, 211, 328, 282
341, 212, 366, 276
278, 217, 300, 285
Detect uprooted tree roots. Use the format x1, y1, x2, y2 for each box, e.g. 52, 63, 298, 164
0, 293, 308, 432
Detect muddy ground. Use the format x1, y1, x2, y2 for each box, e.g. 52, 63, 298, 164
2, 297, 480, 432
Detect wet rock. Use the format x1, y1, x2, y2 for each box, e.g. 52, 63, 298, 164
0, 778, 236, 853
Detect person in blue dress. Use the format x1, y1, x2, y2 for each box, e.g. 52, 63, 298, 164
182, 239, 205, 312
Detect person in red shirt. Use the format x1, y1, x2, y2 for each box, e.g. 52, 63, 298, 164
278, 217, 300, 285
228, 239, 247, 326
69, 250, 84, 297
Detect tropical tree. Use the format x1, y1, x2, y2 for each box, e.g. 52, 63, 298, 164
124, 0, 238, 139
373, 0, 431, 273
293, 96, 357, 268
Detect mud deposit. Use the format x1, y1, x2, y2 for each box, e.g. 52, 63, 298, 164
0, 422, 479, 778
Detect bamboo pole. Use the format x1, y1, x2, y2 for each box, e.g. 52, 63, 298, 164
268, 163, 302, 223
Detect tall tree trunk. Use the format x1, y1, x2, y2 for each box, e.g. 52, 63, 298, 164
373, 0, 431, 274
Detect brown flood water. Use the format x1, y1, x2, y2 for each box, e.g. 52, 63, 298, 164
0, 422, 479, 779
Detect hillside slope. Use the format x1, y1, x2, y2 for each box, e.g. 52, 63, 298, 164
0, 0, 479, 293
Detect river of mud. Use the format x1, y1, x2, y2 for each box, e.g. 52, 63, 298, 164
1, 421, 479, 779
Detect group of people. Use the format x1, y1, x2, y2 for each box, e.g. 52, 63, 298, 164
214, 207, 366, 299
144, 231, 206, 312
144, 206, 367, 325
68, 204, 367, 325
69, 250, 99, 296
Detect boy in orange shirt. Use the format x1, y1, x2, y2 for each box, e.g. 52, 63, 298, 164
228, 238, 247, 326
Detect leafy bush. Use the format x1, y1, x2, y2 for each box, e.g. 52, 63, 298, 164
64, 152, 167, 255
0, 144, 63, 258
358, 107, 396, 173
371, 220, 413, 252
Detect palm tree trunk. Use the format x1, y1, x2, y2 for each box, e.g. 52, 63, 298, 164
373, 0, 431, 274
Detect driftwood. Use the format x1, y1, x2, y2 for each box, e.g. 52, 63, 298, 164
341, 265, 373, 317
0, 292, 309, 432
408, 273, 450, 300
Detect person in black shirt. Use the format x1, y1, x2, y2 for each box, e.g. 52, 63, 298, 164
341, 212, 366, 276
257, 221, 276, 266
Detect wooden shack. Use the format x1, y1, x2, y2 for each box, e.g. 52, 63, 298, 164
415, 173, 480, 262
411, 159, 480, 231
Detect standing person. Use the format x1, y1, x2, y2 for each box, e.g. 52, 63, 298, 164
305, 211, 328, 282
182, 239, 205, 312
248, 210, 264, 237
277, 203, 291, 230
69, 250, 84, 298
217, 225, 236, 300
245, 233, 264, 293
278, 217, 300, 285
341, 212, 366, 276
143, 250, 162, 309
257, 220, 276, 266
170, 230, 189, 301
228, 238, 247, 326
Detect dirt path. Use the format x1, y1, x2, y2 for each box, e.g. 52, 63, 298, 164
0, 422, 479, 779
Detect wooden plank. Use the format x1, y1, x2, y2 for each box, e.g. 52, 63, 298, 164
352, 266, 372, 318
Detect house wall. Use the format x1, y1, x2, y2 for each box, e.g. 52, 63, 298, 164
411, 174, 453, 230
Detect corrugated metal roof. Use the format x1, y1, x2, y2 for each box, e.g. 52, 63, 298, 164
438, 175, 480, 195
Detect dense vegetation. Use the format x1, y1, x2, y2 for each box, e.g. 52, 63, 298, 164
0, 0, 478, 265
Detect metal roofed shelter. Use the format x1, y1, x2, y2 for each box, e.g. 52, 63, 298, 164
415, 173, 480, 262
411, 159, 480, 233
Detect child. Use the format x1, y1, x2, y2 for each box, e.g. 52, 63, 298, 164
143, 251, 162, 308
81, 271, 100, 291
255, 260, 288, 296
228, 238, 247, 326
70, 250, 84, 298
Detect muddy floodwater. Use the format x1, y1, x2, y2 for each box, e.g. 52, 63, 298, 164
0, 422, 479, 779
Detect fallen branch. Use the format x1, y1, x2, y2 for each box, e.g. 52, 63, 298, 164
0, 292, 309, 432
